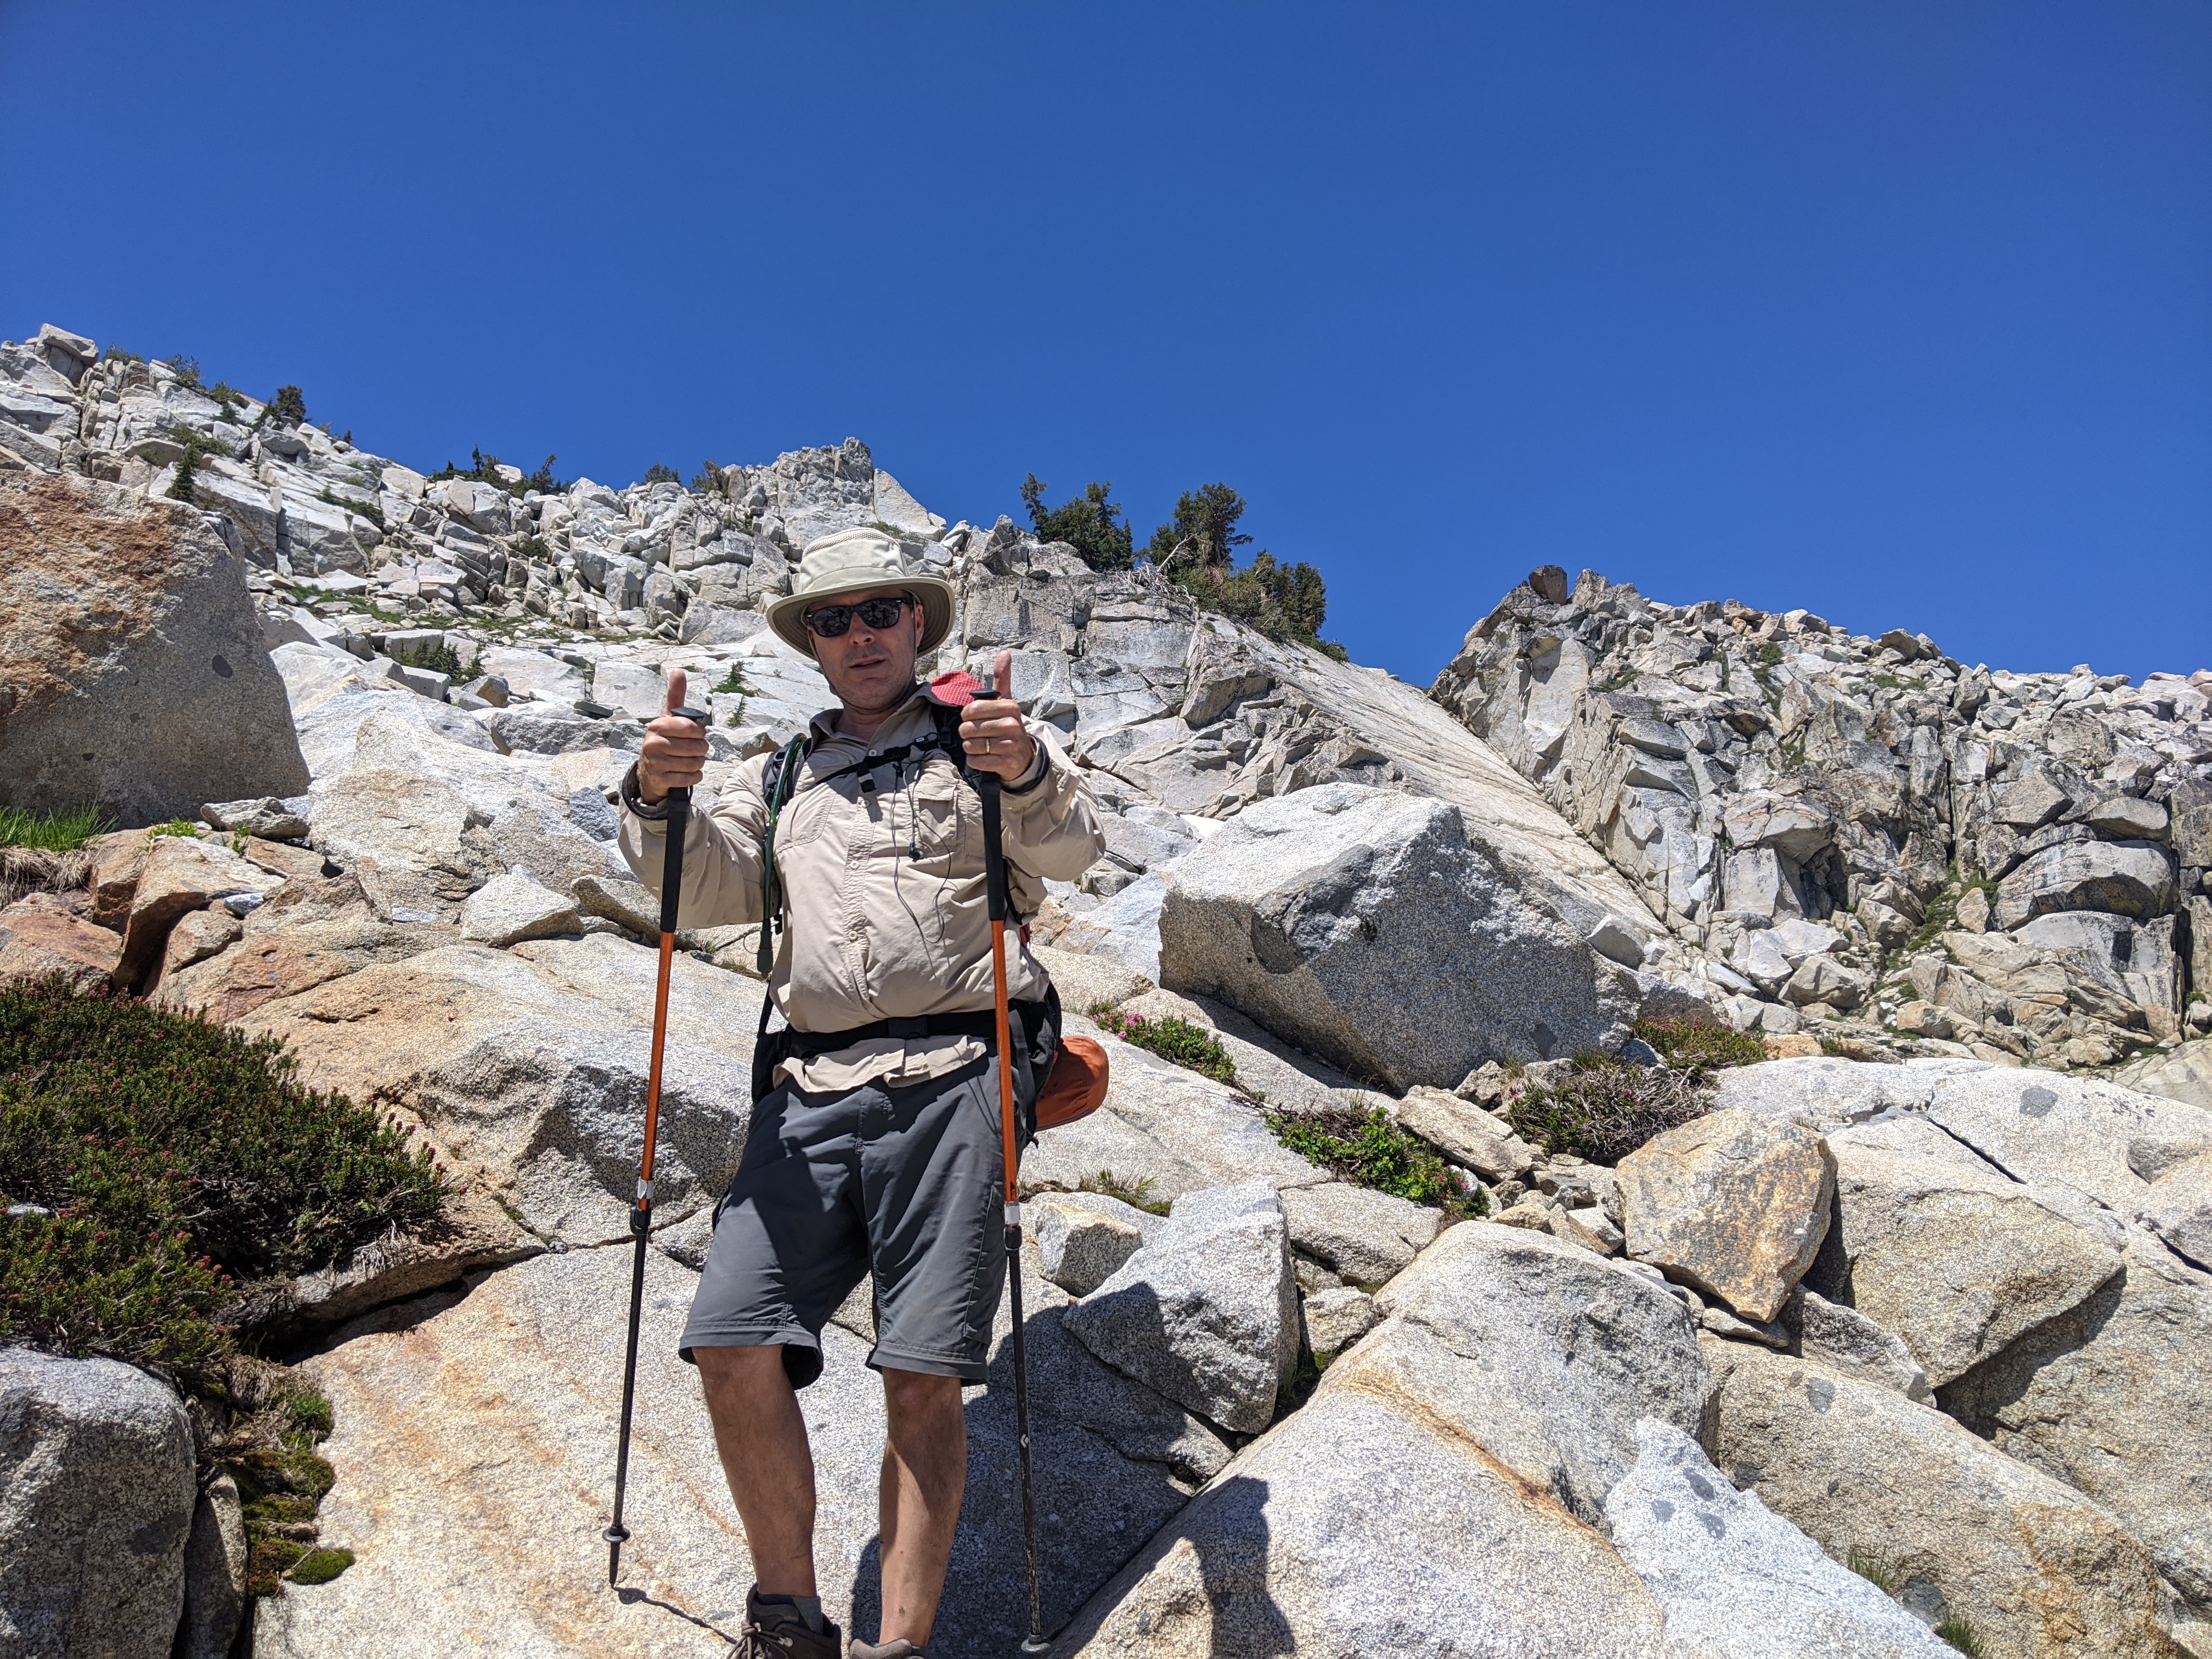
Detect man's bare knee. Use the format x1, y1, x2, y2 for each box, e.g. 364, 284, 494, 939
881, 1367, 963, 1418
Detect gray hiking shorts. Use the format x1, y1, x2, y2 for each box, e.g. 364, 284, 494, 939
679, 1055, 1007, 1388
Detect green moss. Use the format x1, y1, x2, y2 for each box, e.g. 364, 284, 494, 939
289, 1547, 354, 1585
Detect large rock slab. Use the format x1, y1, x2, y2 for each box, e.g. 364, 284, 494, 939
257, 1248, 1191, 1659
1158, 782, 1639, 1090
1922, 1066, 2212, 1214
1029, 1194, 1151, 1297
1604, 1419, 1953, 1658
2142, 1152, 2212, 1269
1062, 1182, 1299, 1434
1705, 1340, 2173, 1657
0, 1348, 196, 1659
1060, 1218, 1708, 1656
1940, 1232, 2212, 1612
240, 935, 759, 1244
308, 768, 501, 922
1617, 1108, 1833, 1323
0, 471, 309, 822
1812, 1141, 2124, 1387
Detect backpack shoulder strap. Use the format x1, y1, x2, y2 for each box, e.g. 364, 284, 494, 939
754, 735, 811, 975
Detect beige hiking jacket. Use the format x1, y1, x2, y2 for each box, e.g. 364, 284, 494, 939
617, 684, 1105, 1091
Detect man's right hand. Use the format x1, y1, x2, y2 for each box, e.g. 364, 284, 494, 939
637, 669, 708, 804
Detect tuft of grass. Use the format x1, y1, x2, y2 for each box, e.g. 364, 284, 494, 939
1504, 1058, 1711, 1166
147, 819, 201, 842
1267, 1099, 1472, 1214
1819, 1037, 1850, 1058
0, 979, 447, 1370
1934, 1617, 1984, 1656
1079, 1169, 1170, 1216
1633, 1016, 1768, 1074
1843, 1545, 1901, 1594
0, 805, 111, 852
1090, 1006, 1237, 1084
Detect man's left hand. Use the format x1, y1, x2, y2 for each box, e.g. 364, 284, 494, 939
960, 648, 1037, 781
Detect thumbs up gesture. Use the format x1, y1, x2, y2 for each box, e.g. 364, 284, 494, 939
960, 648, 1037, 781
637, 669, 708, 804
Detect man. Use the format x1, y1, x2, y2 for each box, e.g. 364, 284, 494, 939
619, 526, 1104, 1659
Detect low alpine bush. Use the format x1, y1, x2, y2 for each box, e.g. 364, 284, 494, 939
1504, 1057, 1711, 1166
1090, 1006, 1238, 1084
1267, 1101, 1476, 1215
1631, 1015, 1767, 1074
0, 980, 445, 1369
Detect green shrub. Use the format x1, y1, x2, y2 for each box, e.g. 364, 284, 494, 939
0, 804, 111, 851
641, 462, 680, 486
1757, 641, 1784, 665
428, 448, 565, 499
207, 380, 243, 413
1504, 1058, 1711, 1166
1267, 1101, 1474, 1214
104, 343, 143, 365
1173, 551, 1335, 651
388, 635, 464, 678
1090, 1006, 1237, 1083
166, 356, 202, 391
166, 448, 199, 504
0, 981, 445, 1368
690, 458, 726, 495
266, 385, 307, 426
1632, 1016, 1767, 1074
713, 664, 750, 695
1022, 475, 1135, 571
1146, 482, 1252, 569
148, 819, 200, 840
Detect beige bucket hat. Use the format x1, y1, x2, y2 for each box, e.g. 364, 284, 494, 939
764, 527, 956, 659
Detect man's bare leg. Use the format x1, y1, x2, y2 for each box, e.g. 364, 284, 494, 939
696, 1345, 819, 1595
877, 1368, 968, 1645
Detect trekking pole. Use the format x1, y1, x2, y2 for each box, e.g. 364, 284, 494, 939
605, 704, 710, 1588
976, 670, 1052, 1656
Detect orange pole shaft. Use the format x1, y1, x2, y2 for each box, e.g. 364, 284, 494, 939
639, 931, 676, 1196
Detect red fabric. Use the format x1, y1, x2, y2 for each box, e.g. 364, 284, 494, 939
927, 669, 985, 707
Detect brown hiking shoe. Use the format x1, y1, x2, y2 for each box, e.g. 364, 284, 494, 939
738, 1589, 842, 1658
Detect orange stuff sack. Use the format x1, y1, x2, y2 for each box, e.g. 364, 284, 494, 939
1035, 1035, 1110, 1130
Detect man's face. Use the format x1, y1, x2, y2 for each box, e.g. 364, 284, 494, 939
808, 586, 924, 712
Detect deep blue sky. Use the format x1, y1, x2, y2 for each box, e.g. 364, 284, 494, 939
4, 4, 2207, 682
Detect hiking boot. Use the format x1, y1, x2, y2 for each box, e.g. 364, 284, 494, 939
738, 1589, 842, 1658
848, 1640, 926, 1658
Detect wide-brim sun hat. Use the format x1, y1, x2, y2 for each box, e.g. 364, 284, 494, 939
764, 527, 956, 659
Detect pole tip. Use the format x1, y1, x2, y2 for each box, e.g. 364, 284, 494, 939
1020, 1638, 1053, 1655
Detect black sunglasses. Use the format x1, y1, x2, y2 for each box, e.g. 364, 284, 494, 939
802, 592, 918, 638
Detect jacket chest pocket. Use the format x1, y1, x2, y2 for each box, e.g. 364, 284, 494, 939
902, 764, 969, 864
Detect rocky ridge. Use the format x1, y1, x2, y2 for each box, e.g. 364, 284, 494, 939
4, 321, 2211, 1658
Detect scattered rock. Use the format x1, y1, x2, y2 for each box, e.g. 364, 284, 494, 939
1940, 1232, 2212, 1611
115, 833, 284, 989
1030, 1194, 1149, 1297
2143, 1152, 2212, 1268
1394, 1084, 1537, 1179
202, 797, 311, 840
0, 1349, 196, 1659
1617, 1108, 1834, 1323
1299, 1285, 1378, 1357
0, 891, 121, 991
1276, 1180, 1443, 1286
1062, 1181, 1300, 1434
458, 868, 584, 946
1788, 1285, 1932, 1403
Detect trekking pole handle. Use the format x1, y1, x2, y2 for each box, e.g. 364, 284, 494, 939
655, 705, 712, 936
974, 676, 1010, 923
